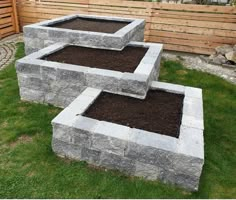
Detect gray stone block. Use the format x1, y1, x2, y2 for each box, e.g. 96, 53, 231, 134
91, 133, 127, 156
125, 142, 174, 170
151, 81, 185, 94
57, 68, 86, 84
81, 147, 101, 164
53, 123, 73, 143
183, 96, 203, 120
16, 59, 42, 75
86, 68, 122, 92
182, 114, 204, 130
135, 161, 164, 181
17, 74, 43, 91
120, 73, 148, 97
100, 152, 135, 175
52, 137, 82, 160
185, 86, 202, 99
161, 170, 200, 191
19, 87, 45, 103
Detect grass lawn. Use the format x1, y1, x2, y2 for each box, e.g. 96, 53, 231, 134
0, 43, 235, 198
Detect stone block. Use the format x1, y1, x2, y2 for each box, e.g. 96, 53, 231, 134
100, 152, 135, 175
53, 123, 73, 143
151, 81, 185, 94
182, 114, 204, 130
129, 128, 178, 152
17, 74, 43, 91
183, 96, 203, 120
178, 125, 204, 159
120, 73, 148, 97
19, 87, 45, 103
16, 59, 42, 75
52, 137, 82, 160
125, 142, 174, 170
185, 86, 202, 99
81, 147, 101, 164
93, 121, 130, 141
86, 68, 123, 92
91, 133, 127, 156
135, 161, 164, 181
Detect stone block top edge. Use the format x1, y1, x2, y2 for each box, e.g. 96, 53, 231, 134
185, 86, 203, 99
87, 68, 123, 79
128, 128, 178, 153
121, 72, 149, 83
178, 125, 204, 159
115, 18, 145, 36
150, 81, 185, 94
93, 120, 130, 141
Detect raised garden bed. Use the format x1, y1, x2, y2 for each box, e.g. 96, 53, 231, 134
16, 42, 163, 107
51, 82, 204, 191
84, 90, 184, 138
42, 45, 148, 73
48, 17, 130, 33
23, 14, 145, 55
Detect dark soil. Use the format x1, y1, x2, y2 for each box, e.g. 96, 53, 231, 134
42, 45, 148, 73
84, 90, 184, 138
48, 17, 130, 33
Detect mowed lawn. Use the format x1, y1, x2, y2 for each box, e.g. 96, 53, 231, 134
0, 43, 235, 198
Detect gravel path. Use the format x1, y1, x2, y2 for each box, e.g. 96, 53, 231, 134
0, 34, 23, 70
163, 51, 236, 85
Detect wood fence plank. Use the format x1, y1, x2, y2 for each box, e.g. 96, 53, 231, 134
15, 0, 236, 55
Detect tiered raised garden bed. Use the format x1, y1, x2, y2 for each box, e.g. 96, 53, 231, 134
16, 42, 162, 107
23, 14, 145, 55
16, 14, 204, 191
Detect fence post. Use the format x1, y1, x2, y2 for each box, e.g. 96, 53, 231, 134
12, 0, 20, 33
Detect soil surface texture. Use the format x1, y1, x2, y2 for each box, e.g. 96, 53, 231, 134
42, 45, 148, 73
48, 17, 130, 33
84, 90, 184, 138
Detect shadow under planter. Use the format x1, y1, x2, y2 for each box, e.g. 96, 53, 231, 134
23, 14, 145, 55
15, 42, 163, 108
51, 82, 204, 191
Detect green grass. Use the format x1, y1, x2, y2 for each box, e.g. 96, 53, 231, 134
0, 43, 236, 198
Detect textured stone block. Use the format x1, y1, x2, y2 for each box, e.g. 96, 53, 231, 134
81, 147, 101, 164
125, 142, 174, 170
135, 161, 164, 181
17, 74, 43, 91
100, 152, 135, 175
151, 81, 185, 94
91, 133, 127, 156
185, 86, 202, 99
120, 73, 148, 98
52, 138, 82, 160
19, 87, 44, 103
16, 59, 42, 75
53, 123, 73, 143
183, 97, 203, 120
86, 68, 123, 92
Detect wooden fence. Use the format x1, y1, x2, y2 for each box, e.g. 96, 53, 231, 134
0, 0, 19, 39
16, 0, 236, 54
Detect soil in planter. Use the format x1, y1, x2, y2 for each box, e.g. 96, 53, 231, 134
48, 17, 130, 33
84, 90, 184, 138
42, 46, 148, 73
